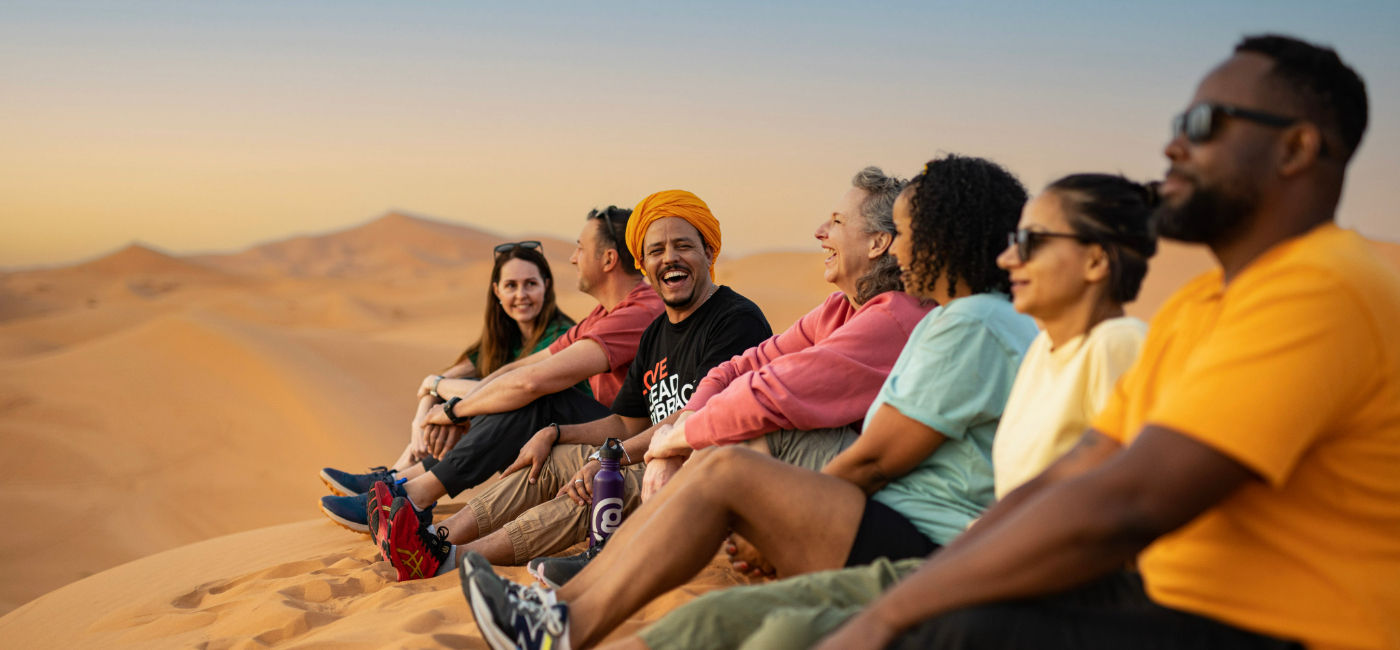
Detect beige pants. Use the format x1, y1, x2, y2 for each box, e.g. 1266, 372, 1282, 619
468, 426, 858, 565
466, 443, 645, 565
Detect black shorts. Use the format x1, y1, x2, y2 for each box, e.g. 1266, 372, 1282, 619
844, 498, 939, 567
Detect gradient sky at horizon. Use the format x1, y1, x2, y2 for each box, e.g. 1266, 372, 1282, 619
3, 0, 1398, 268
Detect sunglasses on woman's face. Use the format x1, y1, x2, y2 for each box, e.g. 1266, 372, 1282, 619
494, 241, 543, 257
1008, 229, 1089, 263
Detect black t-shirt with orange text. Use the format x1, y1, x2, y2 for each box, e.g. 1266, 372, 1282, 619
611, 286, 771, 423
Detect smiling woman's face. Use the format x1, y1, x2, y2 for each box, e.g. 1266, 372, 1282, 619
493, 257, 547, 327
890, 190, 925, 298
996, 191, 1097, 322
814, 187, 878, 297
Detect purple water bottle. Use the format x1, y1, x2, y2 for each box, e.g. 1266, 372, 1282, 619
589, 438, 625, 547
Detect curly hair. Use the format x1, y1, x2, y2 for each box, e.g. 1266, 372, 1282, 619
1046, 174, 1160, 303
903, 154, 1027, 300
850, 166, 908, 304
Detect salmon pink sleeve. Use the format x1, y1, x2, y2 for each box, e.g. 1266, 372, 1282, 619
684, 292, 930, 448
685, 292, 846, 413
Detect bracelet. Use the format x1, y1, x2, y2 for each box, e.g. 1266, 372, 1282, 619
429, 375, 445, 400
587, 446, 632, 464
550, 422, 562, 446
444, 396, 469, 425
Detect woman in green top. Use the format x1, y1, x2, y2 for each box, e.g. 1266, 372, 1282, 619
446, 242, 575, 380
321, 242, 574, 494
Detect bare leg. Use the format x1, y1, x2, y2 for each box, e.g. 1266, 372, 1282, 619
559, 446, 866, 647
391, 443, 418, 472
403, 471, 449, 508
458, 529, 516, 566
392, 395, 443, 471
397, 463, 426, 480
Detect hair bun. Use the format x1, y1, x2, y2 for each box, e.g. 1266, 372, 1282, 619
1140, 181, 1163, 209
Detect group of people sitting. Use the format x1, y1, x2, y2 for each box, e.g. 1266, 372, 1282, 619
314, 34, 1399, 650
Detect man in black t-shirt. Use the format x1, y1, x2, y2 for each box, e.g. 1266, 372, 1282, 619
377, 190, 772, 579
611, 285, 768, 426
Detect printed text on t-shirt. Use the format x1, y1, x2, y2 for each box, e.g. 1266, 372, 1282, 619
643, 358, 694, 423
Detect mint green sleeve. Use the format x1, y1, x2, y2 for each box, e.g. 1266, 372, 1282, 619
878, 313, 1023, 441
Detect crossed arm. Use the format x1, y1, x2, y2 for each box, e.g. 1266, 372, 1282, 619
420, 339, 611, 425
814, 426, 1259, 650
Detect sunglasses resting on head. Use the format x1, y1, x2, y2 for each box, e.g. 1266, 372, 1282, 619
494, 241, 543, 257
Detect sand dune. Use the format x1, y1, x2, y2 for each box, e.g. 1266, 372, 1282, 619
193, 212, 574, 281
0, 514, 748, 649
0, 306, 449, 613
2, 216, 1397, 645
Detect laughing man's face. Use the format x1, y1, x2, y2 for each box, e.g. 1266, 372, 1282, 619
640, 216, 714, 312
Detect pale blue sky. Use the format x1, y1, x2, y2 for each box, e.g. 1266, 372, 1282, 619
3, 1, 1397, 267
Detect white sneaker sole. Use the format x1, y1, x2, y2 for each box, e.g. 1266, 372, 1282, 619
467, 577, 517, 650
319, 470, 358, 497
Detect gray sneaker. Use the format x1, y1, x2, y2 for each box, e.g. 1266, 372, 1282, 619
460, 552, 570, 650
526, 542, 603, 589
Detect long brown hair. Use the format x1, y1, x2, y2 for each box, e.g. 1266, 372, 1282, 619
453, 245, 572, 376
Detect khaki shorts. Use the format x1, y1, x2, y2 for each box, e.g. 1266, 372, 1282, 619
466, 443, 644, 565
763, 425, 860, 470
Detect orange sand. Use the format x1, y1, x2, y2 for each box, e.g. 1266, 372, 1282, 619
1, 213, 1395, 645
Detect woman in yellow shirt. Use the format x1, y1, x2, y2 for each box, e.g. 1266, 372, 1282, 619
991, 173, 1159, 496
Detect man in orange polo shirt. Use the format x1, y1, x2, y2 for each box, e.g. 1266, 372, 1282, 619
803, 34, 1399, 650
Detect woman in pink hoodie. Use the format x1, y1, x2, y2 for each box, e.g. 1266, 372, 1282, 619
634, 166, 934, 496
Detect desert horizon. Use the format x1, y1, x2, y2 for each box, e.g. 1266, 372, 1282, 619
4, 2, 1398, 644
2, 209, 1399, 646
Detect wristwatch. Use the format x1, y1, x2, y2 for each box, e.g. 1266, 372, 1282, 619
429, 375, 445, 400
444, 396, 469, 425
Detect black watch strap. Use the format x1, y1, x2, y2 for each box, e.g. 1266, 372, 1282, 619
444, 396, 469, 425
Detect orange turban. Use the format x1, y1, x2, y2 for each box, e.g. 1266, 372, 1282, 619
626, 190, 722, 280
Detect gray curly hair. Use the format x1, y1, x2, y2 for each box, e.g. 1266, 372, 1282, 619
850, 166, 908, 304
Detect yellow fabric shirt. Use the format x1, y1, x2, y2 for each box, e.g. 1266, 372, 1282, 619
1092, 223, 1400, 650
992, 317, 1145, 497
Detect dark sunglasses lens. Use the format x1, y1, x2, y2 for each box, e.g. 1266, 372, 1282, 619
494, 241, 543, 257
1012, 230, 1033, 262
1187, 104, 1213, 143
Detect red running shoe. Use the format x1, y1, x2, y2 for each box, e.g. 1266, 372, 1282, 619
383, 496, 453, 582
367, 481, 396, 557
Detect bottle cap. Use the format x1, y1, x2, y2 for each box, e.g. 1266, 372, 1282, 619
600, 437, 624, 460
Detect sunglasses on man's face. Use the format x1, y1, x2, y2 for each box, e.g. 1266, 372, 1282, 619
1170, 102, 1300, 145
494, 240, 543, 257
1008, 229, 1089, 264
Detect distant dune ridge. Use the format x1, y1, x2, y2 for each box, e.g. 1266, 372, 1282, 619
1, 212, 1397, 645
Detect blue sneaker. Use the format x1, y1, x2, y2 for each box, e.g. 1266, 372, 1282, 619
321, 480, 433, 535
460, 552, 570, 650
320, 465, 397, 496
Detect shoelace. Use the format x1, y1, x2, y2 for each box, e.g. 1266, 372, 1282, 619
420, 525, 452, 557
507, 586, 565, 636
366, 465, 397, 480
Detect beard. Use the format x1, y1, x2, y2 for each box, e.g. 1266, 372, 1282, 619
1153, 176, 1257, 244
